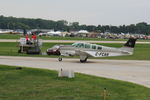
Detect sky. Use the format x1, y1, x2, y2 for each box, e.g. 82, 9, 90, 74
0, 0, 150, 26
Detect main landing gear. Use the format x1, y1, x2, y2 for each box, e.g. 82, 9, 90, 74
80, 57, 88, 63
58, 56, 62, 61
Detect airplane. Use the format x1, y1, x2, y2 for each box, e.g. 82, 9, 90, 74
58, 38, 137, 63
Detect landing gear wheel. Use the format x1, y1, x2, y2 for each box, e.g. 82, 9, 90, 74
80, 56, 88, 63
58, 57, 62, 61
80, 58, 87, 63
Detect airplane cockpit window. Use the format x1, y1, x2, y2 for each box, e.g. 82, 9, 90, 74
72, 43, 78, 47
72, 43, 84, 48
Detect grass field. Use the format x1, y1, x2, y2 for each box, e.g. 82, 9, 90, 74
0, 34, 150, 41
0, 65, 150, 100
0, 42, 150, 60
0, 34, 22, 39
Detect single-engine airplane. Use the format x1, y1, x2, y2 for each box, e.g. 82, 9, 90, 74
58, 38, 137, 63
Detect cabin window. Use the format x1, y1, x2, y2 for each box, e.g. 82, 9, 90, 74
78, 43, 84, 48
92, 45, 96, 49
85, 44, 91, 48
97, 46, 102, 50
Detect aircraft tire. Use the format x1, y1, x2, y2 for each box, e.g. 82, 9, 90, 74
80, 57, 88, 63
58, 57, 62, 61
80, 59, 87, 63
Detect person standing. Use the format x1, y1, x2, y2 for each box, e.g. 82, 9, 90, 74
25, 34, 30, 44
31, 33, 37, 40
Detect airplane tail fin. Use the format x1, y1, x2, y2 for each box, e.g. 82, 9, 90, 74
124, 38, 137, 48
120, 38, 137, 54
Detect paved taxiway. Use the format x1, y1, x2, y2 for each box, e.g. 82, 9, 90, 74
0, 39, 150, 44
0, 56, 150, 88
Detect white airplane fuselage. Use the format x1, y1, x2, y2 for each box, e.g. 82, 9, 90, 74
60, 44, 132, 57
58, 38, 136, 62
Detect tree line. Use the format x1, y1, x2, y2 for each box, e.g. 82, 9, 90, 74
0, 15, 150, 34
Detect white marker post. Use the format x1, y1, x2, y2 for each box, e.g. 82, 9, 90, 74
58, 68, 75, 78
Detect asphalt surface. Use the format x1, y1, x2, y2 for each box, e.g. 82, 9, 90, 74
0, 56, 150, 88
0, 39, 150, 44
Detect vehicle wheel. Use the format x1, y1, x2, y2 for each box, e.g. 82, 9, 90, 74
46, 52, 51, 55
57, 52, 61, 55
18, 49, 21, 53
26, 50, 29, 54
58, 57, 62, 61
37, 50, 41, 54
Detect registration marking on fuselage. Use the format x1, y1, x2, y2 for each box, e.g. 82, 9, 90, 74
95, 52, 109, 57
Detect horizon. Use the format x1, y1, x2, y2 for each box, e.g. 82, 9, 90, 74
0, 0, 150, 26
0, 15, 149, 27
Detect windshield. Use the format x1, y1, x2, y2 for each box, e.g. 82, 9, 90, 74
51, 45, 60, 49
72, 43, 84, 48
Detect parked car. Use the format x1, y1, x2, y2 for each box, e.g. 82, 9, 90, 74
46, 45, 60, 55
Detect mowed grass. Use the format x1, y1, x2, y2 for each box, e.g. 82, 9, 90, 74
0, 42, 150, 60
0, 34, 150, 41
0, 65, 150, 100
0, 34, 22, 39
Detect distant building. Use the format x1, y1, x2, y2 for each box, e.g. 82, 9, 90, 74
76, 30, 89, 37
0, 29, 13, 34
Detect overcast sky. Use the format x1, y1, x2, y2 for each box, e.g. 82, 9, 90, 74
0, 0, 150, 26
